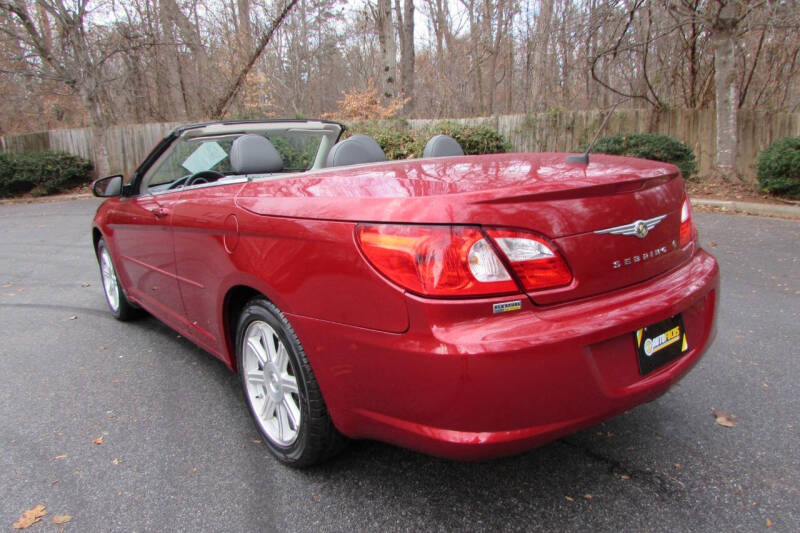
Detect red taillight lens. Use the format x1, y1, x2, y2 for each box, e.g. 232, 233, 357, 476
680, 197, 694, 247
356, 224, 518, 297
485, 229, 573, 291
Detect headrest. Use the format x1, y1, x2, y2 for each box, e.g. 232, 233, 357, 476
230, 134, 283, 174
422, 134, 465, 158
326, 135, 387, 167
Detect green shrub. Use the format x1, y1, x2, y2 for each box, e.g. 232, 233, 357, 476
756, 136, 800, 199
591, 133, 697, 178
346, 119, 511, 159
0, 151, 94, 197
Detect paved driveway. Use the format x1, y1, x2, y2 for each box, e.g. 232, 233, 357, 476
1, 199, 798, 531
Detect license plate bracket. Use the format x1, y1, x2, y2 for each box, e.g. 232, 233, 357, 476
635, 314, 689, 375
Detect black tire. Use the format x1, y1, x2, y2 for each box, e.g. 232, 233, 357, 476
236, 297, 347, 467
96, 238, 142, 321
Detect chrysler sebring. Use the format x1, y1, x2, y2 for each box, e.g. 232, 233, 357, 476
91, 119, 719, 466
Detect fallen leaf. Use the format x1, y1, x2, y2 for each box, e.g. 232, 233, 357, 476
620, 474, 630, 480
53, 454, 67, 460
13, 505, 46, 529
713, 409, 736, 428
92, 436, 103, 445
112, 458, 120, 465
251, 439, 262, 444
766, 518, 772, 527
673, 463, 681, 468
52, 515, 72, 524
583, 493, 593, 500
565, 496, 574, 502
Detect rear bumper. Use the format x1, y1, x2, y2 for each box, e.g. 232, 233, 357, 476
289, 249, 719, 460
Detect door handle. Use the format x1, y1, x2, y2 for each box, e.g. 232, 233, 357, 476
151, 207, 169, 218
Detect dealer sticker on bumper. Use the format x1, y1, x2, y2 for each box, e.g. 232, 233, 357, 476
635, 314, 689, 375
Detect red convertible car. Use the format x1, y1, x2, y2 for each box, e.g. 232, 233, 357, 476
92, 119, 719, 466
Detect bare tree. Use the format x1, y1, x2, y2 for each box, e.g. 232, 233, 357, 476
0, 0, 121, 174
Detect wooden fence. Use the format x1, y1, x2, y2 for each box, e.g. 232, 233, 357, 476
2, 110, 799, 179
412, 109, 800, 179
0, 122, 180, 178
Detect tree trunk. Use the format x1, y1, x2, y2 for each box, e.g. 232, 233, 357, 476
395, 0, 415, 114
712, 1, 740, 177
160, 0, 209, 117
78, 85, 111, 178
530, 0, 553, 111
159, 1, 188, 120
375, 0, 396, 104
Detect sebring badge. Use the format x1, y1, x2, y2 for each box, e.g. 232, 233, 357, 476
595, 214, 666, 239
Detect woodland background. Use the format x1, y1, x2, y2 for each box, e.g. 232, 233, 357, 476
1, 0, 799, 179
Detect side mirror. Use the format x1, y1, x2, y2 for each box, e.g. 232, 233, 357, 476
92, 175, 123, 197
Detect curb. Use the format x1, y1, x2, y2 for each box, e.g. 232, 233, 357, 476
691, 198, 800, 220
0, 192, 93, 206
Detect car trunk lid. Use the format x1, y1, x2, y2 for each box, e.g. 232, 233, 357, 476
236, 153, 690, 303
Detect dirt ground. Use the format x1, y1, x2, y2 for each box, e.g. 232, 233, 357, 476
686, 175, 797, 205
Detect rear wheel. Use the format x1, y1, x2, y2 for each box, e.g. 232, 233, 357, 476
236, 297, 346, 467
97, 238, 141, 321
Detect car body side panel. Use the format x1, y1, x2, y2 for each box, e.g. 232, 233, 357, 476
101, 193, 188, 331
229, 211, 409, 334
165, 183, 409, 368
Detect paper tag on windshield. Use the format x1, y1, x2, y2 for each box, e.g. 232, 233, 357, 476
182, 142, 227, 174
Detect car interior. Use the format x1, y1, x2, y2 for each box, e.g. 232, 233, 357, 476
141, 119, 465, 195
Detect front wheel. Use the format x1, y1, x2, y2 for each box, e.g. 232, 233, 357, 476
97, 238, 141, 321
236, 297, 346, 467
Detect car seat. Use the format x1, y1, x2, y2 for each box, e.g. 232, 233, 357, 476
326, 135, 387, 167
422, 134, 465, 158
230, 134, 284, 174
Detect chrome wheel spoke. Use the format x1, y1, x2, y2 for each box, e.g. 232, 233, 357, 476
246, 336, 268, 367
260, 396, 277, 421
265, 329, 279, 362
281, 374, 299, 395
274, 344, 289, 373
246, 370, 265, 387
277, 402, 290, 440
283, 396, 300, 429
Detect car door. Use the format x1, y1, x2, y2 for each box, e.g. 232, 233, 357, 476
108, 190, 187, 329
104, 136, 205, 330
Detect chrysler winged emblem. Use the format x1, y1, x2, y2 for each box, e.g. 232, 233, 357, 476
595, 214, 666, 239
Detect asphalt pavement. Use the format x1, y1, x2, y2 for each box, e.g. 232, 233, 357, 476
0, 198, 798, 532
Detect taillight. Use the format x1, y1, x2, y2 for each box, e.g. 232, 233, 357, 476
485, 229, 573, 290
356, 224, 518, 297
680, 196, 694, 246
